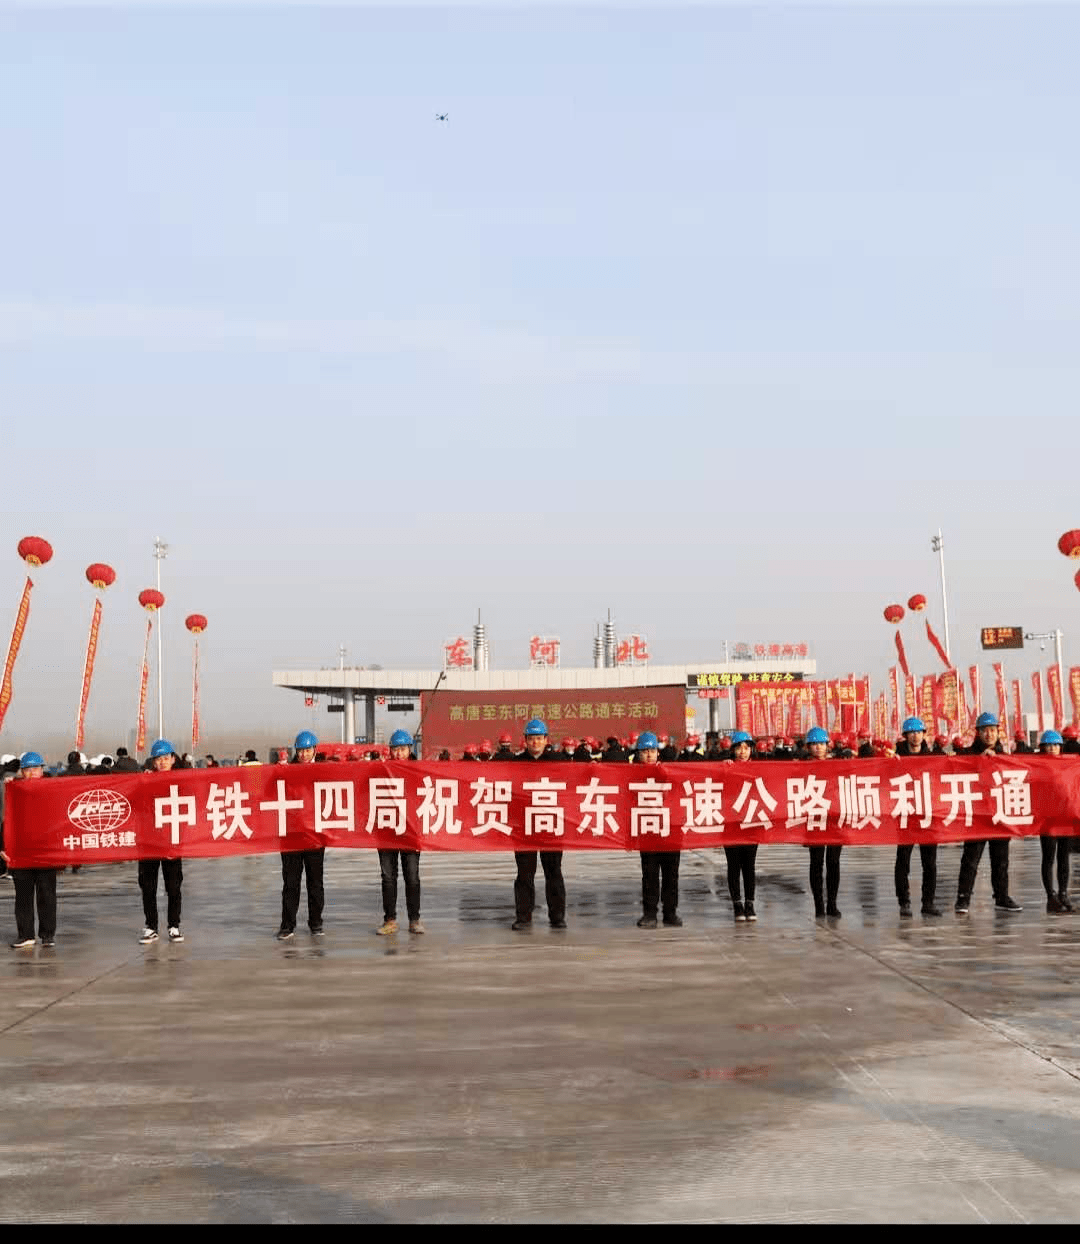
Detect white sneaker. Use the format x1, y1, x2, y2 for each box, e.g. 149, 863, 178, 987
139, 928, 159, 944
168, 926, 184, 943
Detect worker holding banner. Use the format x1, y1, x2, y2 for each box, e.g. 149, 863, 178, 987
4, 752, 58, 948
511, 719, 568, 931
376, 730, 424, 936
955, 714, 1022, 914
277, 730, 325, 940
805, 727, 843, 919
635, 731, 682, 929
1037, 731, 1074, 913
724, 731, 758, 922
894, 717, 941, 918
138, 740, 186, 945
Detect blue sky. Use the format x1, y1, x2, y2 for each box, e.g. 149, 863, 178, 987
2, 4, 1079, 753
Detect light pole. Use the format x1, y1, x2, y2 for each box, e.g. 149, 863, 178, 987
931, 529, 951, 663
339, 644, 346, 744
153, 536, 168, 740
1024, 629, 1065, 729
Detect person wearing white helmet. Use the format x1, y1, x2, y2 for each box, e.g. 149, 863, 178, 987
634, 732, 682, 929
138, 740, 186, 945
376, 731, 424, 935
3, 751, 58, 948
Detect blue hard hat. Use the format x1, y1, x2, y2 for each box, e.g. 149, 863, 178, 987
294, 730, 318, 750
975, 712, 999, 729
523, 718, 548, 737
636, 731, 659, 750
19, 751, 44, 769
389, 730, 413, 748
1040, 730, 1064, 747
902, 717, 926, 734
149, 739, 174, 759
806, 727, 830, 745
730, 731, 753, 746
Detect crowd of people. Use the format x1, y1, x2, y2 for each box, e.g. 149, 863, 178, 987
1, 713, 1076, 950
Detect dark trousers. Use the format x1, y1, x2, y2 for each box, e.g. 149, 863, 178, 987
895, 844, 938, 905
138, 858, 183, 930
724, 844, 757, 903
808, 845, 842, 907
957, 839, 1010, 901
378, 849, 421, 922
13, 869, 57, 941
513, 851, 565, 923
640, 851, 681, 917
1040, 836, 1071, 896
281, 848, 325, 931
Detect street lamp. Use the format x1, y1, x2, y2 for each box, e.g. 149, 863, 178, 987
1024, 629, 1065, 728
930, 529, 951, 663
153, 536, 168, 740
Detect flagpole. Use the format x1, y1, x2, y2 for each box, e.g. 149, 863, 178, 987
931, 529, 951, 664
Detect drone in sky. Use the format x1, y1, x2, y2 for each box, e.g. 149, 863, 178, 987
436, 113, 448, 122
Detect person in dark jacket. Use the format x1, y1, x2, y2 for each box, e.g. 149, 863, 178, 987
955, 713, 1021, 914
723, 731, 758, 921
805, 727, 842, 918
1037, 731, 1074, 913
3, 752, 59, 948
678, 734, 704, 762
511, 719, 567, 931
376, 730, 424, 935
634, 732, 681, 928
601, 736, 627, 764
658, 733, 679, 763
894, 717, 940, 917
492, 732, 517, 761
276, 731, 326, 940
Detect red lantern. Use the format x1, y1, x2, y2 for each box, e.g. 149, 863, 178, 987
1075, 568, 1080, 593
907, 594, 927, 612
185, 613, 208, 634
1058, 530, 1080, 559
138, 588, 165, 612
883, 604, 905, 624
85, 562, 116, 590
17, 536, 53, 567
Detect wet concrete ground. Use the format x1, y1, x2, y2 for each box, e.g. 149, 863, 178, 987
2, 841, 1080, 1222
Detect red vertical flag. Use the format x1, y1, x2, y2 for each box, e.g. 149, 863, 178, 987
136, 616, 152, 753
925, 620, 951, 671
1070, 667, 1080, 729
75, 599, 103, 751
813, 681, 828, 729
858, 676, 871, 735
888, 667, 900, 737
940, 669, 959, 730
894, 632, 910, 678
1032, 670, 1046, 731
1047, 665, 1064, 732
0, 577, 32, 734
993, 663, 1007, 731
1012, 679, 1024, 741
968, 665, 981, 715
919, 675, 935, 726
904, 674, 917, 719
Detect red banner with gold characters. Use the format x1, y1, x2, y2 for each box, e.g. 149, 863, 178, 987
1013, 680, 1024, 741
968, 665, 981, 717
75, 599, 102, 751
904, 675, 917, 720
941, 669, 959, 728
0, 576, 32, 734
1071, 667, 1080, 730
191, 638, 201, 750
993, 663, 1008, 732
1047, 665, 1064, 733
136, 616, 152, 753
919, 675, 935, 727
6, 755, 1080, 868
1032, 670, 1046, 732
889, 667, 900, 737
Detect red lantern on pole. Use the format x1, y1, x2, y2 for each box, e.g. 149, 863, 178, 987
907, 594, 927, 613
138, 588, 165, 612
185, 614, 207, 751
1057, 530, 1080, 559
17, 536, 53, 568
185, 614, 208, 634
86, 563, 116, 590
883, 604, 905, 624
75, 562, 116, 749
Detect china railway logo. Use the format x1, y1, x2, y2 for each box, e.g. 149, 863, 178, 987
67, 789, 132, 833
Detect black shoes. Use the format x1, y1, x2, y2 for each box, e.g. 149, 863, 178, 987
636, 915, 658, 929
995, 896, 1023, 912
744, 901, 757, 922
733, 901, 746, 922
955, 895, 970, 914
511, 919, 532, 932
549, 918, 567, 930
921, 903, 942, 917
662, 914, 683, 928
1059, 892, 1075, 912
899, 901, 913, 918
825, 903, 841, 919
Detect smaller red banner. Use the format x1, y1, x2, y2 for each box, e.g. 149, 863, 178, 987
0, 576, 32, 733
75, 598, 103, 751
1048, 665, 1064, 733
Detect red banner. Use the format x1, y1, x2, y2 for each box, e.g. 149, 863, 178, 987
0, 576, 32, 734
941, 669, 959, 729
6, 755, 1080, 868
75, 598, 103, 751
894, 631, 910, 678
919, 675, 935, 727
1048, 665, 1064, 733
968, 665, 981, 717
888, 667, 900, 737
933, 676, 945, 733
925, 620, 951, 671
1032, 670, 1046, 732
136, 616, 152, 753
1012, 679, 1024, 741
419, 686, 687, 757
736, 693, 752, 734
993, 663, 1007, 732
904, 674, 917, 720
1071, 667, 1080, 729
813, 681, 828, 730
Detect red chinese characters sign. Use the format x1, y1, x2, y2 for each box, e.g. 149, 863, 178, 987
6, 756, 1080, 868
443, 636, 473, 670
420, 686, 686, 756
529, 636, 560, 667
616, 635, 649, 665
